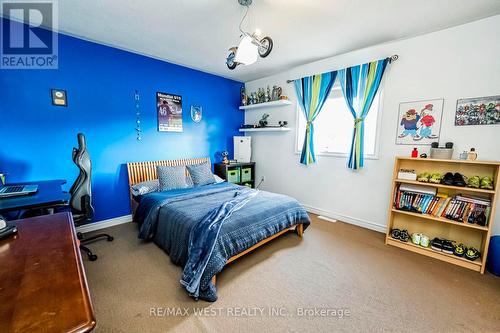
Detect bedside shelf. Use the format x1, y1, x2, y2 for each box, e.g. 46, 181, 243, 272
239, 127, 291, 132
239, 99, 292, 110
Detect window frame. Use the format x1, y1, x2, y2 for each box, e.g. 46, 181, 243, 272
294, 83, 384, 160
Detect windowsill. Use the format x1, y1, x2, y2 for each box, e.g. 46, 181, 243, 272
293, 151, 380, 160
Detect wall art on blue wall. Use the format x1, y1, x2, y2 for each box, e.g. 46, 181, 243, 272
0, 17, 242, 222
51, 89, 67, 106
157, 92, 183, 132
191, 105, 202, 123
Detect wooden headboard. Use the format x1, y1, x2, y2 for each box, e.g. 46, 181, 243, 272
126, 157, 211, 213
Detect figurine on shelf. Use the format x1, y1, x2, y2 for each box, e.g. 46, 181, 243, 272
265, 86, 271, 102
249, 92, 256, 105
241, 86, 248, 106
258, 88, 266, 103
259, 113, 270, 127
271, 85, 282, 101
221, 151, 229, 164
278, 121, 288, 127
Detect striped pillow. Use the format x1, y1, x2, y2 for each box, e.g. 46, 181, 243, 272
157, 165, 189, 191
186, 162, 216, 186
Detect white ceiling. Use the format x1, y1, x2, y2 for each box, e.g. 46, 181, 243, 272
17, 1, 500, 81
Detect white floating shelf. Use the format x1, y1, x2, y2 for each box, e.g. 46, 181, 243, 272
239, 127, 291, 132
239, 99, 292, 110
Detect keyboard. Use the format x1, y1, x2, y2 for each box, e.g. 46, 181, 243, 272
1, 185, 25, 193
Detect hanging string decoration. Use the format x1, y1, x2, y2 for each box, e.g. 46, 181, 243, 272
134, 90, 142, 141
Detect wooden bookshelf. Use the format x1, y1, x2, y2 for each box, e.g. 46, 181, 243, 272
386, 157, 500, 274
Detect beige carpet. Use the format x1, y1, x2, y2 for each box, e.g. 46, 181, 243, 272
83, 215, 500, 333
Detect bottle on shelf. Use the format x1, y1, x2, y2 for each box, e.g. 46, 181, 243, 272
411, 148, 419, 158
467, 148, 478, 161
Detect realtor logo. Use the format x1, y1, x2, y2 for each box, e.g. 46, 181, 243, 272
1, 0, 58, 69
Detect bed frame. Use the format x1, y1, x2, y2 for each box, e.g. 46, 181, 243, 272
126, 157, 304, 286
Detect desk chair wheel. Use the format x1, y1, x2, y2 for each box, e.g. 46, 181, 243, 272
76, 232, 112, 261
80, 244, 98, 261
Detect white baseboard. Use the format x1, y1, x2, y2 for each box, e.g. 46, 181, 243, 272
76, 206, 386, 234
302, 204, 386, 234
77, 214, 132, 233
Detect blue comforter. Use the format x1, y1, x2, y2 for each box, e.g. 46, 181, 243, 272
135, 182, 310, 301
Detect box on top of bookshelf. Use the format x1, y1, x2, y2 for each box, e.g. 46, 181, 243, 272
386, 157, 500, 274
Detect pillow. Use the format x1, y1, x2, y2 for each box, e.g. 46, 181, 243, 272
186, 162, 216, 186
157, 165, 189, 191
214, 174, 225, 183
131, 180, 159, 196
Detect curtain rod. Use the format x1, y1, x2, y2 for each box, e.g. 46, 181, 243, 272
285, 54, 399, 83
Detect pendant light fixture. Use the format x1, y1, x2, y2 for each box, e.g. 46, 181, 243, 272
226, 0, 274, 70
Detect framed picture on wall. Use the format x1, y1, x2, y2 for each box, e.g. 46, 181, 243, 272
157, 92, 183, 132
395, 98, 444, 145
51, 89, 67, 106
455, 95, 500, 126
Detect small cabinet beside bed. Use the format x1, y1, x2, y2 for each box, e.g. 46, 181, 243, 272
126, 158, 309, 302
214, 162, 255, 188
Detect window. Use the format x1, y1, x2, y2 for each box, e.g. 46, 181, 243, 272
296, 84, 381, 158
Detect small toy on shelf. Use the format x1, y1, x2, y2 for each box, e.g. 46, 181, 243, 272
241, 86, 248, 106
271, 85, 282, 101
258, 114, 269, 127
221, 151, 229, 165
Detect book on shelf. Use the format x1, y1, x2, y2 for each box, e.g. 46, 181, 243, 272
394, 186, 491, 225
399, 183, 437, 195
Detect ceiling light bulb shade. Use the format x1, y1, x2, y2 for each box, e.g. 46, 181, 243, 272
234, 36, 258, 65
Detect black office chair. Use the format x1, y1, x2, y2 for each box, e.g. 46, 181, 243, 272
71, 133, 113, 261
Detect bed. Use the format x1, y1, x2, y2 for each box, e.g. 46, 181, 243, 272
127, 157, 310, 301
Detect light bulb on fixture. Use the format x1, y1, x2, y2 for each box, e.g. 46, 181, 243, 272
234, 35, 258, 66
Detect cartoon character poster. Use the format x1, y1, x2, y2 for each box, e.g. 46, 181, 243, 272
395, 99, 444, 145
455, 95, 500, 126
157, 92, 182, 132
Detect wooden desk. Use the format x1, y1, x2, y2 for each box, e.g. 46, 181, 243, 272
0, 212, 96, 333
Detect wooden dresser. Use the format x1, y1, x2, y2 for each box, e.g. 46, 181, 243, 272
0, 212, 96, 333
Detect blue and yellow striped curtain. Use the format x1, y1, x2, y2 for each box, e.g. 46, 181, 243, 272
338, 59, 388, 170
294, 72, 337, 165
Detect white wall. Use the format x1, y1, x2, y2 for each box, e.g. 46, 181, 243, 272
244, 15, 500, 235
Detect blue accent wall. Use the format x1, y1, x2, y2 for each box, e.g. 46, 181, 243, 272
0, 24, 243, 221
